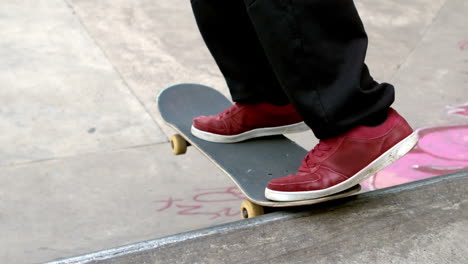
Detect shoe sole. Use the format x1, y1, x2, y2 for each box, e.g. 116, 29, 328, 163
264, 132, 419, 201
191, 122, 309, 143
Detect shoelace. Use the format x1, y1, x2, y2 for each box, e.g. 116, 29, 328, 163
303, 140, 333, 168
218, 104, 239, 119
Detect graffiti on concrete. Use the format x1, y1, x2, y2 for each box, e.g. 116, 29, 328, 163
457, 40, 468, 51
363, 103, 468, 190
154, 186, 245, 219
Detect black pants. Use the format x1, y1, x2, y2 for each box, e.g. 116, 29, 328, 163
190, 0, 394, 139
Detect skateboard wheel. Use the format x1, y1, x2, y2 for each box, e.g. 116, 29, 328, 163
170, 134, 187, 155
241, 200, 264, 219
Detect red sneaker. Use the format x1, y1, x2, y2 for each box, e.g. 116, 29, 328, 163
191, 103, 308, 143
265, 108, 418, 201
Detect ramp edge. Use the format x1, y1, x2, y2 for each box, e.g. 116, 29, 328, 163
46, 170, 468, 264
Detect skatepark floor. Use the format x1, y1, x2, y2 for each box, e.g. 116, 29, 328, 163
0, 0, 467, 263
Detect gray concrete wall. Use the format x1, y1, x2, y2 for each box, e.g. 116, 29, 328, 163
48, 170, 468, 264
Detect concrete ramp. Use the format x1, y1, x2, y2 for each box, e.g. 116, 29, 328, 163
49, 171, 468, 264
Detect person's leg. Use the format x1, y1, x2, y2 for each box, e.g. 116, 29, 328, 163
244, 0, 394, 139
190, 0, 309, 143
191, 0, 288, 105
241, 0, 418, 200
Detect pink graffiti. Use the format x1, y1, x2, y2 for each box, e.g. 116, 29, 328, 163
447, 103, 468, 117
154, 186, 245, 220
363, 103, 468, 190
154, 197, 184, 212
458, 40, 468, 51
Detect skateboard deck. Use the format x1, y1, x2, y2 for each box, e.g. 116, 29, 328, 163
158, 84, 361, 215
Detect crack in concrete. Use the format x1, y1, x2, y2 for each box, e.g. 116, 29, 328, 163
389, 0, 450, 82
62, 0, 166, 135
0, 141, 168, 169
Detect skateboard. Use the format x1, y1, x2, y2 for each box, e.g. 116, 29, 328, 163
158, 83, 361, 218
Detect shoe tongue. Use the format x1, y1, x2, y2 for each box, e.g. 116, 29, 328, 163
317, 141, 331, 150
318, 138, 337, 149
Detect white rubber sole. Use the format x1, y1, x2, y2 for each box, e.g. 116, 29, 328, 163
265, 132, 419, 201
191, 122, 309, 143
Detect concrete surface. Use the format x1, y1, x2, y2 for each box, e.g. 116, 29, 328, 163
66, 0, 229, 137
0, 145, 238, 264
0, 0, 467, 263
392, 0, 468, 128
0, 0, 164, 166
358, 0, 447, 81
47, 171, 468, 264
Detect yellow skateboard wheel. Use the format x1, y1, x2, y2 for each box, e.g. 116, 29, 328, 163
170, 134, 187, 155
241, 200, 264, 219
